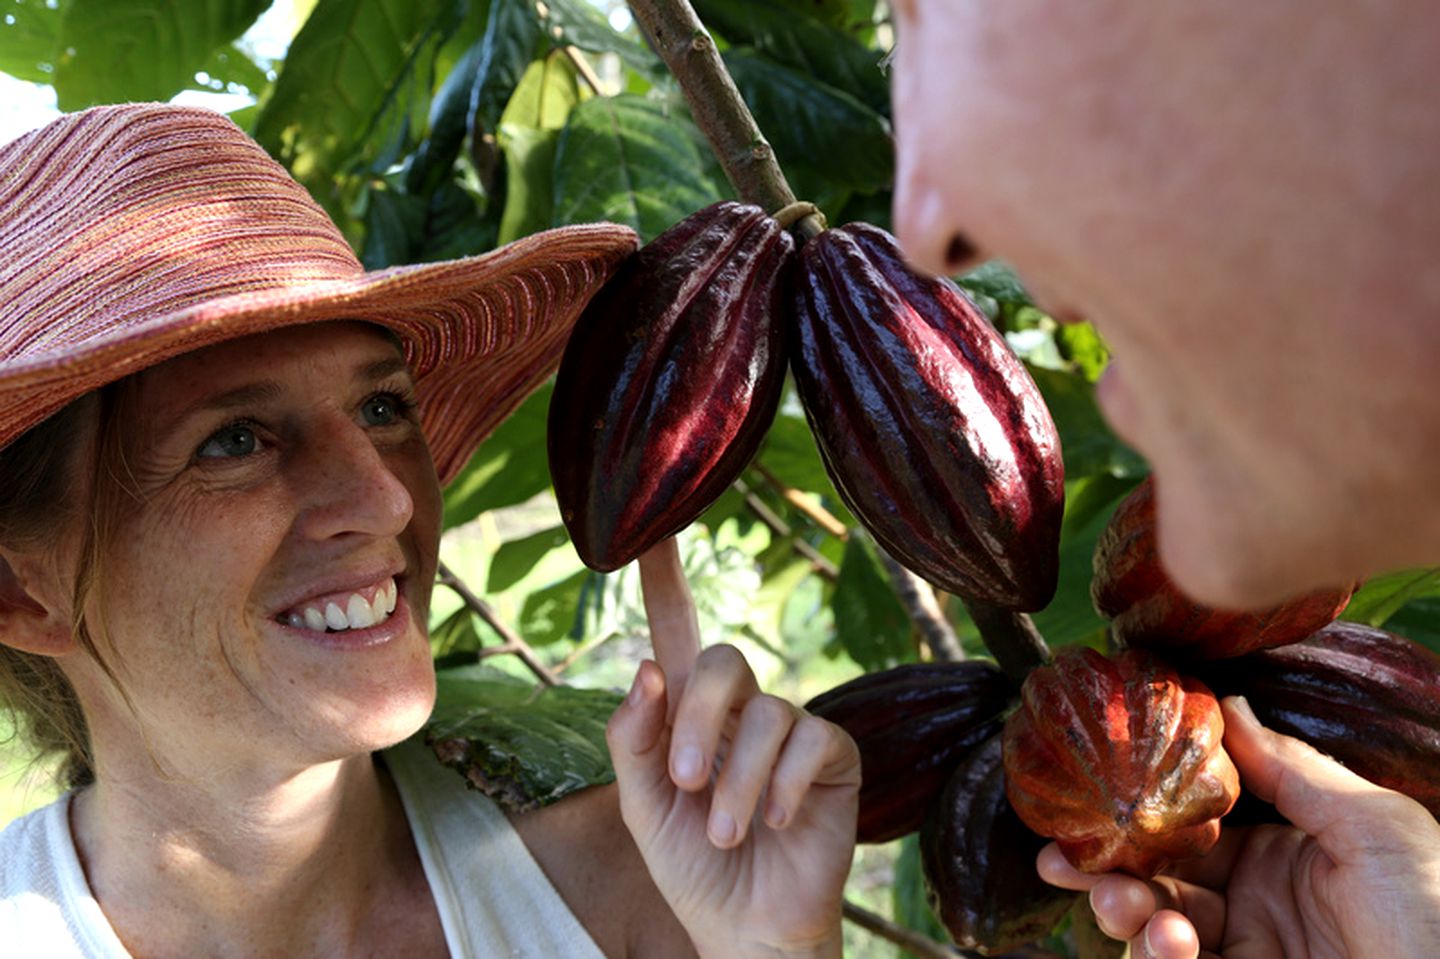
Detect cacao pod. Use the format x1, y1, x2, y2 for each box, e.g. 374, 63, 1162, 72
790, 223, 1064, 611
1002, 647, 1240, 877
548, 201, 794, 570
1197, 620, 1440, 817
805, 661, 1013, 843
921, 734, 1077, 954
1092, 476, 1355, 659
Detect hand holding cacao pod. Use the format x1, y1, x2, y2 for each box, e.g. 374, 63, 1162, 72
790, 223, 1065, 611
549, 201, 794, 571
1092, 476, 1355, 659
1002, 647, 1240, 878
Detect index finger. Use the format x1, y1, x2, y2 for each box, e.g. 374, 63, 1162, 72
637, 537, 703, 701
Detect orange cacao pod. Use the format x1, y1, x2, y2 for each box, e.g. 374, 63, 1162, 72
1092, 477, 1354, 659
1002, 647, 1240, 877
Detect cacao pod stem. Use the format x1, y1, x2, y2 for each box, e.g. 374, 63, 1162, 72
961, 596, 1050, 683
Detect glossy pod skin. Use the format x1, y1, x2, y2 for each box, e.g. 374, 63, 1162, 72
790, 223, 1065, 611
1197, 620, 1440, 817
921, 734, 1077, 954
549, 202, 794, 570
805, 661, 1014, 843
1092, 476, 1355, 659
1002, 647, 1240, 878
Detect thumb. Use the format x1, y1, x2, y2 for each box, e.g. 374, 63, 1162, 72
606, 659, 676, 845
1221, 695, 1432, 858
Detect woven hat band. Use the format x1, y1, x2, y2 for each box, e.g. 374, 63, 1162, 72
0, 106, 362, 362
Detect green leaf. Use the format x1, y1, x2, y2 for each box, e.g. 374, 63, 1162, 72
498, 52, 583, 131
496, 124, 560, 244
253, 0, 452, 196
892, 834, 950, 948
199, 42, 271, 97
723, 48, 893, 212
693, 0, 889, 115
537, 0, 662, 80
1029, 479, 1132, 650
1056, 321, 1111, 383
1028, 365, 1148, 482
829, 532, 913, 670
442, 381, 554, 529
755, 391, 855, 528
466, 0, 548, 140
406, 3, 493, 195
0, 0, 67, 84
361, 185, 427, 268
412, 179, 497, 262
517, 568, 589, 646
53, 0, 270, 109
1381, 598, 1440, 655
1341, 567, 1440, 627
487, 525, 574, 594
551, 93, 729, 241
427, 664, 622, 810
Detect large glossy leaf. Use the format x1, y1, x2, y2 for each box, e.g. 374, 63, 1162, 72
538, 0, 661, 80
829, 532, 913, 670
1028, 365, 1147, 482
692, 0, 889, 115
406, 2, 492, 195
1341, 567, 1440, 627
495, 54, 583, 244
551, 93, 729, 241
442, 381, 554, 529
466, 0, 547, 144
0, 0, 66, 84
1382, 598, 1440, 654
253, 0, 453, 195
426, 664, 621, 810
53, 0, 269, 108
722, 48, 892, 213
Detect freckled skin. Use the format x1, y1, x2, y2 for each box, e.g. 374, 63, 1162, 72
890, 1, 1440, 608
60, 322, 443, 778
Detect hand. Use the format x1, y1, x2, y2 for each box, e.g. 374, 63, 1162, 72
605, 540, 861, 959
1038, 696, 1440, 959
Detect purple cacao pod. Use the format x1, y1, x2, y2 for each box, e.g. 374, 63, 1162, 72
791, 223, 1064, 610
548, 202, 794, 570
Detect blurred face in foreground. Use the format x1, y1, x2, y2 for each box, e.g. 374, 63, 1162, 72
889, 1, 1440, 608
66, 322, 444, 778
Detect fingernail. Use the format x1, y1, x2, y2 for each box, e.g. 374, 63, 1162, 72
1228, 694, 1259, 725
673, 745, 704, 783
765, 800, 787, 829
708, 810, 737, 846
1140, 923, 1159, 959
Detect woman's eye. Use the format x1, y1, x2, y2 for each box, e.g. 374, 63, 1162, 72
362, 392, 406, 427
197, 424, 259, 459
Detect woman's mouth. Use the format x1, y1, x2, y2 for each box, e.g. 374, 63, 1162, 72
277, 577, 399, 633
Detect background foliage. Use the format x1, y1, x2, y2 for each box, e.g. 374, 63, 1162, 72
3, 0, 1438, 954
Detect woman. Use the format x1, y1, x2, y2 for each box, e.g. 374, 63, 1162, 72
889, 3, 1440, 957
0, 104, 859, 957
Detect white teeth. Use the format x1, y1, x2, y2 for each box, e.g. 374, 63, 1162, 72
367, 591, 387, 624
385, 579, 398, 613
288, 612, 305, 628
347, 593, 375, 629
304, 607, 327, 631
324, 602, 347, 631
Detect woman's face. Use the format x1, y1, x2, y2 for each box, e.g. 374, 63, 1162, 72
889, 1, 1440, 607
70, 322, 443, 776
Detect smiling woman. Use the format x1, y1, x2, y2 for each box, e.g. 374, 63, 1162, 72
0, 103, 861, 958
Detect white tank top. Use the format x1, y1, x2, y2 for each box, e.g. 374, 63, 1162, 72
0, 738, 606, 958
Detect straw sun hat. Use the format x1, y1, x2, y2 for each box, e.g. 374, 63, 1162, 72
0, 103, 638, 484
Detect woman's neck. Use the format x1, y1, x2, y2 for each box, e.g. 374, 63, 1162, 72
69, 751, 444, 957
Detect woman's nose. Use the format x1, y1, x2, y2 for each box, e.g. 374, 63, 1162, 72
290, 417, 416, 542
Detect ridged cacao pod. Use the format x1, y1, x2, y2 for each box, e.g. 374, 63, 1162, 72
921, 734, 1077, 954
805, 661, 1013, 843
1092, 477, 1355, 659
549, 202, 794, 570
1197, 620, 1440, 817
790, 223, 1064, 611
1003, 647, 1240, 877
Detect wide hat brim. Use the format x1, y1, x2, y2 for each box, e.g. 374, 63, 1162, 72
0, 223, 637, 485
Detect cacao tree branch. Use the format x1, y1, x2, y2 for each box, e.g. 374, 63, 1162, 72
959, 596, 1051, 685
626, 0, 824, 238
733, 478, 839, 582
437, 560, 561, 687
872, 543, 967, 663
841, 900, 969, 958
752, 461, 849, 539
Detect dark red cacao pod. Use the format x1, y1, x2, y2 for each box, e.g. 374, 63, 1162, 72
921, 734, 1077, 954
548, 202, 794, 570
1002, 647, 1240, 877
1197, 620, 1440, 817
1092, 477, 1355, 659
790, 223, 1065, 611
805, 661, 1013, 843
